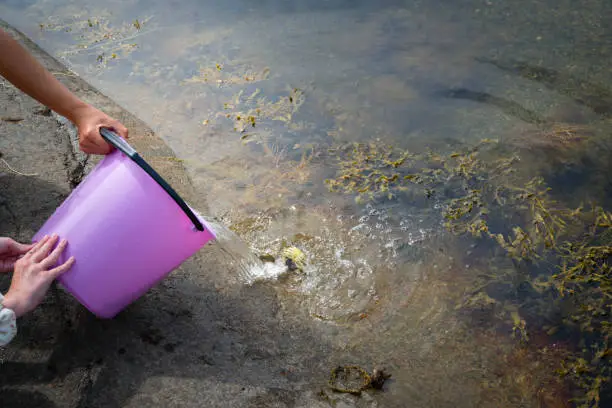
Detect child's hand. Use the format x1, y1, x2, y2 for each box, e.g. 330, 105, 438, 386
1, 234, 75, 317
0, 237, 34, 273
71, 104, 129, 155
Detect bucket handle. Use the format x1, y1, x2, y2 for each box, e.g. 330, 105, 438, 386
100, 128, 205, 232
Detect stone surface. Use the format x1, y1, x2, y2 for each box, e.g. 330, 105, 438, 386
0, 21, 368, 408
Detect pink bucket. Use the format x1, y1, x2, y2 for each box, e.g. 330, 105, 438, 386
32, 129, 215, 318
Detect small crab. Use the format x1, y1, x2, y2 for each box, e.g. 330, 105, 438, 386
282, 246, 306, 271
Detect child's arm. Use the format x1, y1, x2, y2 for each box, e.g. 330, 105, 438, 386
0, 28, 128, 154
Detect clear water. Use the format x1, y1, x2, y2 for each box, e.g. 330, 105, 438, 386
2, 0, 612, 406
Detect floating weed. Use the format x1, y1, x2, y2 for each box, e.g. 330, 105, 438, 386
507, 122, 592, 153
217, 86, 307, 134
324, 142, 415, 201
510, 309, 530, 345
282, 246, 306, 271
38, 14, 150, 70
183, 63, 270, 87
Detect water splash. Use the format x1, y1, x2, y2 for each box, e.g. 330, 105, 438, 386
200, 214, 288, 284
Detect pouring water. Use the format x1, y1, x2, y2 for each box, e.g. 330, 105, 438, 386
200, 216, 288, 284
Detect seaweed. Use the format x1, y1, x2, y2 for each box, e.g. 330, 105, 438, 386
213, 86, 306, 134
328, 365, 391, 394
183, 63, 270, 87
38, 14, 150, 70
325, 136, 611, 407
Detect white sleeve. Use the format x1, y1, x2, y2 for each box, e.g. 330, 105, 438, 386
0, 293, 17, 347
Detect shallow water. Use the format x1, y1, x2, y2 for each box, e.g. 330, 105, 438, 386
2, 0, 612, 406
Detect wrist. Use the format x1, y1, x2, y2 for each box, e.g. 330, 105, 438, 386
63, 100, 91, 124
1, 293, 25, 318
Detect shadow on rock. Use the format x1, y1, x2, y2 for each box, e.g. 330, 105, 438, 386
1, 389, 57, 408
0, 172, 71, 241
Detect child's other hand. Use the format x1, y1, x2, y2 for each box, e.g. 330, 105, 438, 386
0, 237, 34, 273
1, 234, 75, 317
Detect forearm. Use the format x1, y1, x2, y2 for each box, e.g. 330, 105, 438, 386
0, 28, 87, 122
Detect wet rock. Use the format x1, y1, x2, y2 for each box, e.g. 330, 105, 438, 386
369, 367, 391, 390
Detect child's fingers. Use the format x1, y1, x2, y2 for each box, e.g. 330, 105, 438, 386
39, 239, 68, 269
30, 235, 59, 262
8, 239, 35, 255
24, 235, 49, 259
47, 256, 75, 280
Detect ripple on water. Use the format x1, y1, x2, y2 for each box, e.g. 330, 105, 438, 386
216, 200, 441, 322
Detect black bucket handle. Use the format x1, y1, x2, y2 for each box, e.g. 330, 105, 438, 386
99, 128, 205, 232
